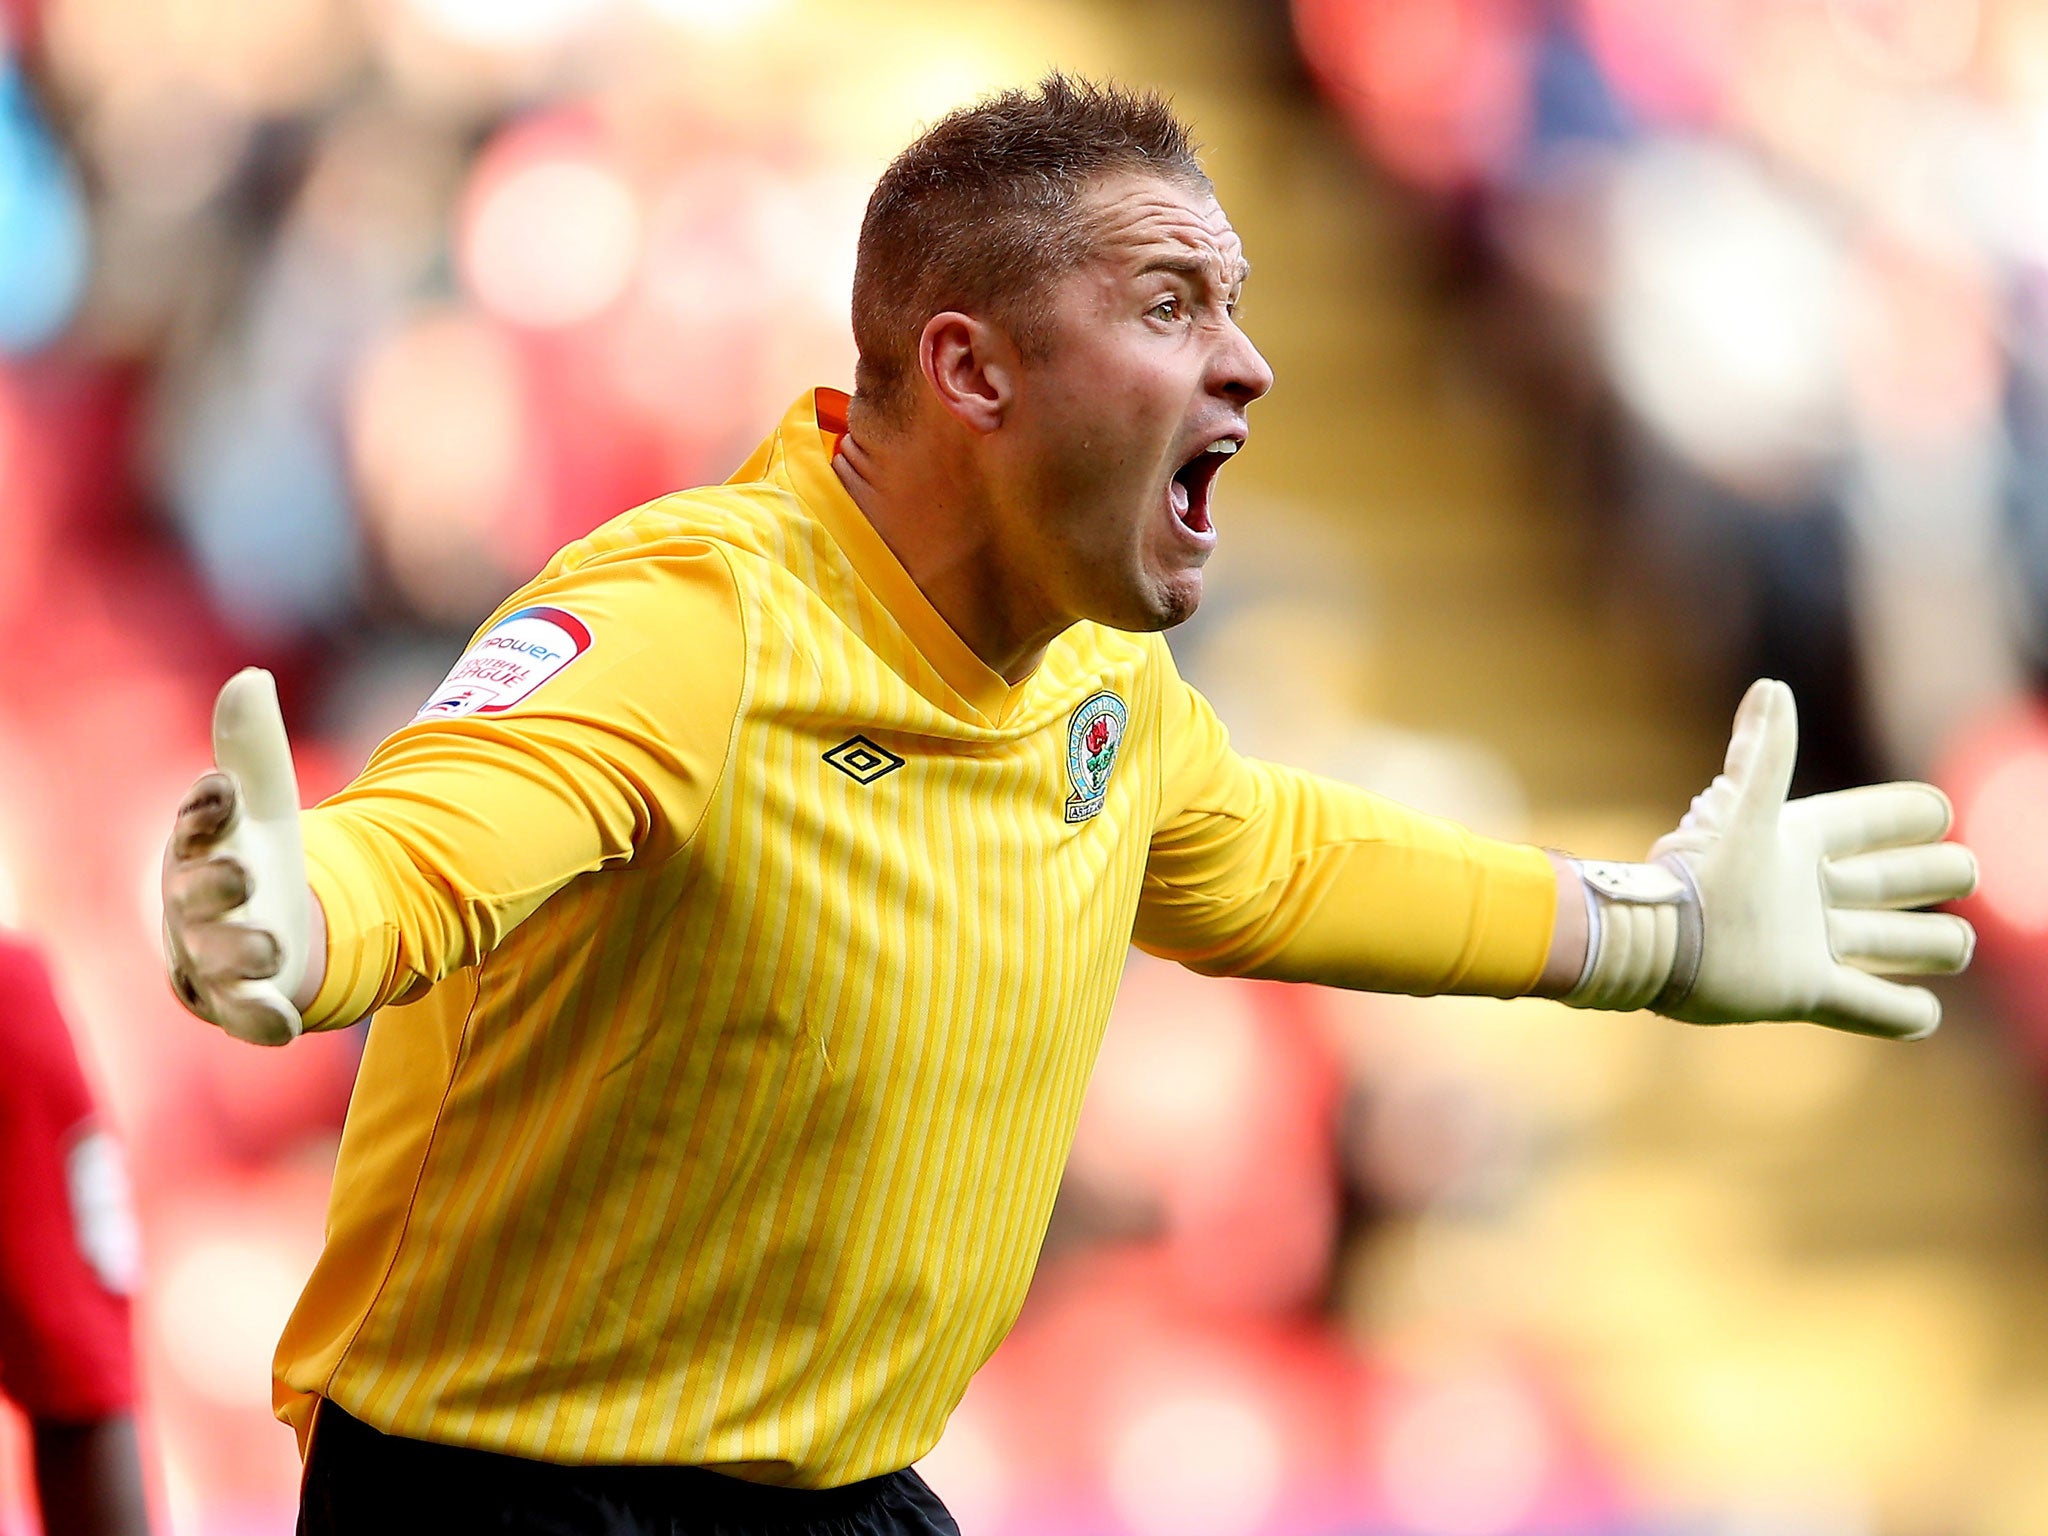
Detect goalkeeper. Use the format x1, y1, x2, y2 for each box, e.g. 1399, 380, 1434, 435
159, 76, 1977, 1536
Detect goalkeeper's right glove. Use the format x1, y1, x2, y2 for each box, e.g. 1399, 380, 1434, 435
160, 668, 310, 1046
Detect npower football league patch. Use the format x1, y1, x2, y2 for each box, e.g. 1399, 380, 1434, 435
417, 605, 593, 720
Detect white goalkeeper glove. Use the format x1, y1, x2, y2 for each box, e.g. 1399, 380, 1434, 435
160, 668, 310, 1046
1563, 678, 1978, 1040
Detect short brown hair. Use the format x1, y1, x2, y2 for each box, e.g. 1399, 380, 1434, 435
850, 73, 1209, 423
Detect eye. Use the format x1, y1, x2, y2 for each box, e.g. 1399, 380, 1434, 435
1149, 296, 1182, 322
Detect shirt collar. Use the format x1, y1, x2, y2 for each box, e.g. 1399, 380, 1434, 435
744, 388, 1026, 724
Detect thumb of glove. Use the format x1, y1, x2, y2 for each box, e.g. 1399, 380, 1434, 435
208, 669, 309, 1044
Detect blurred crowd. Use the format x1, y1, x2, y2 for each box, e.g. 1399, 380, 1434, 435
0, 0, 2042, 1533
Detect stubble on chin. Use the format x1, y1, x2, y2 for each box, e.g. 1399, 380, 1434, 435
1155, 582, 1199, 629
1127, 568, 1200, 632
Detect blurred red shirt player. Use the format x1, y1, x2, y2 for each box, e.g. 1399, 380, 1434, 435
0, 937, 150, 1536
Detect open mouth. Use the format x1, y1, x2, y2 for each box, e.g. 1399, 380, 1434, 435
1168, 436, 1240, 538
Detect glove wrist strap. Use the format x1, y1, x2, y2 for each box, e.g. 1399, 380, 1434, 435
1562, 858, 1704, 1014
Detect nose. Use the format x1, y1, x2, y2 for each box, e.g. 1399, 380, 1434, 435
1216, 320, 1275, 405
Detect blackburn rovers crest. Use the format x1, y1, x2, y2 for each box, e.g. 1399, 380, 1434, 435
1064, 690, 1127, 823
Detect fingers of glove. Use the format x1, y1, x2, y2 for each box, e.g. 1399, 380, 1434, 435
179, 920, 282, 984
1823, 842, 1977, 910
211, 986, 302, 1048
213, 668, 301, 823
1794, 782, 1955, 859
1817, 965, 1943, 1041
170, 772, 240, 860
160, 901, 201, 995
164, 858, 251, 924
1720, 679, 1799, 837
167, 962, 205, 1014
1827, 907, 1976, 975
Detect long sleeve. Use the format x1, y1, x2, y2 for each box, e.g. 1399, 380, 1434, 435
300, 534, 748, 1030
1135, 652, 1558, 997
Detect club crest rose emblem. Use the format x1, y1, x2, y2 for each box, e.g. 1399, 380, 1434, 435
1064, 690, 1128, 823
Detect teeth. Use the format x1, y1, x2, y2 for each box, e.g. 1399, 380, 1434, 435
1206, 439, 1239, 456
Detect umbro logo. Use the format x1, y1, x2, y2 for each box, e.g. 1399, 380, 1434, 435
823, 735, 905, 785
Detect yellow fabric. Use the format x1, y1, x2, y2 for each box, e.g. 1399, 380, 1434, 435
1139, 677, 1557, 992
274, 388, 1559, 1486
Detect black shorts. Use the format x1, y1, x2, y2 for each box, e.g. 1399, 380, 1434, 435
298, 1400, 962, 1536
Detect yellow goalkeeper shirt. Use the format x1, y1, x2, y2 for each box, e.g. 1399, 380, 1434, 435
273, 388, 1559, 1486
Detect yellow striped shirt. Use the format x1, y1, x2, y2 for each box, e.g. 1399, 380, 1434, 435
273, 389, 1558, 1485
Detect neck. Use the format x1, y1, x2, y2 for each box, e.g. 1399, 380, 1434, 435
830, 427, 1061, 685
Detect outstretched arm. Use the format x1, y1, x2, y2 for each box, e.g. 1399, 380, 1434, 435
1139, 647, 1976, 1035
161, 538, 746, 1042
1136, 649, 1562, 998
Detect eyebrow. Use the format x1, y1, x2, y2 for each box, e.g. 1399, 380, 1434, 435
1134, 253, 1252, 287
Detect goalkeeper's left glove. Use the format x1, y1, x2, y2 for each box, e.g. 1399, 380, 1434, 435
1562, 678, 1977, 1039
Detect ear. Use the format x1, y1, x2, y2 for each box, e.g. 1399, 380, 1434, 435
917, 311, 1017, 434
